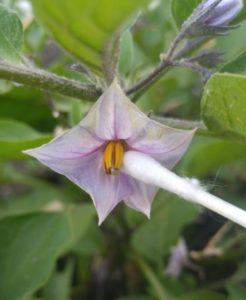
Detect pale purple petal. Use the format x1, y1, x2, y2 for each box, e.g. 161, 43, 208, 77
80, 80, 153, 140
88, 163, 133, 225
25, 145, 133, 224
24, 125, 103, 160
205, 0, 243, 26
123, 177, 158, 218
127, 120, 195, 169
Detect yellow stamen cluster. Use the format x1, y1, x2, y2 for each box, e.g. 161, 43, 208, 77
103, 141, 124, 175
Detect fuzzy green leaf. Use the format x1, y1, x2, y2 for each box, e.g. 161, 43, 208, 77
0, 4, 23, 62
30, 0, 148, 73
0, 119, 52, 160
171, 0, 200, 28
0, 213, 70, 300
201, 73, 246, 141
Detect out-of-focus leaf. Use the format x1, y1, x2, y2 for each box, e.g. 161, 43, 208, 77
30, 0, 149, 73
0, 201, 95, 300
171, 0, 200, 28
221, 51, 246, 75
183, 137, 246, 176
0, 189, 66, 220
138, 77, 178, 113
178, 291, 226, 300
217, 21, 246, 62
0, 162, 50, 189
43, 259, 74, 300
227, 283, 246, 300
0, 80, 12, 94
74, 223, 105, 255
0, 86, 55, 132
0, 119, 52, 160
62, 204, 96, 252
201, 73, 246, 141
131, 192, 198, 263
117, 297, 152, 300
118, 30, 134, 75
0, 213, 70, 300
68, 99, 88, 126
24, 20, 46, 52
0, 4, 23, 62
134, 0, 174, 64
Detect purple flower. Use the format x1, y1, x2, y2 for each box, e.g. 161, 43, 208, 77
204, 0, 243, 26
165, 239, 189, 278
24, 81, 195, 224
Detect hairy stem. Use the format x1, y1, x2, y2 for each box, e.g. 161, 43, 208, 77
126, 36, 209, 99
0, 61, 101, 101
152, 116, 246, 142
170, 60, 213, 82
126, 60, 171, 98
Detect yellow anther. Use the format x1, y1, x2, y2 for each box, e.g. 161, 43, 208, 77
103, 141, 124, 175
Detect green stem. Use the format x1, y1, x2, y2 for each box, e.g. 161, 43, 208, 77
134, 253, 169, 300
153, 116, 246, 142
0, 61, 101, 101
152, 116, 224, 139
152, 116, 210, 133
126, 37, 209, 100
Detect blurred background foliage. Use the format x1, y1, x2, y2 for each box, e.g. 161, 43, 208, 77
0, 0, 245, 299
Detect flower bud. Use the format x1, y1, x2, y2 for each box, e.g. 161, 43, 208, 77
182, 0, 244, 37
189, 49, 224, 68
204, 0, 243, 26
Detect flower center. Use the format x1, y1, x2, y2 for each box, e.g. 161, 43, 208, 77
103, 140, 124, 175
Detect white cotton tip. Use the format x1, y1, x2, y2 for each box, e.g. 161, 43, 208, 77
123, 151, 246, 228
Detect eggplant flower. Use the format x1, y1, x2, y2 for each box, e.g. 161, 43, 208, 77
24, 81, 194, 224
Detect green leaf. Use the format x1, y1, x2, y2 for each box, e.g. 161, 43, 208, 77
0, 4, 23, 63
201, 73, 246, 141
227, 283, 246, 300
117, 297, 152, 300
183, 137, 246, 176
217, 22, 246, 63
0, 189, 66, 220
221, 51, 246, 75
0, 86, 56, 132
0, 119, 52, 160
0, 201, 95, 300
118, 30, 134, 75
0, 213, 70, 300
179, 291, 226, 300
62, 204, 96, 252
30, 0, 149, 73
171, 0, 200, 28
131, 192, 198, 263
68, 99, 90, 126
43, 259, 74, 300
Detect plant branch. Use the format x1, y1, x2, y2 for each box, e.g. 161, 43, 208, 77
152, 116, 220, 138
151, 116, 246, 142
170, 60, 213, 82
126, 59, 171, 98
126, 35, 209, 99
0, 61, 102, 101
